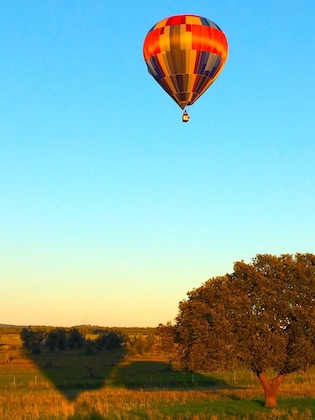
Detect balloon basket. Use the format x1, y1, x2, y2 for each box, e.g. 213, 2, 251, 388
182, 110, 190, 123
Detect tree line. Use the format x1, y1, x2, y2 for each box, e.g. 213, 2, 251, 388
20, 326, 157, 356
20, 327, 125, 354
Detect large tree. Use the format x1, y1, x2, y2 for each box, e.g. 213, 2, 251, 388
172, 253, 315, 407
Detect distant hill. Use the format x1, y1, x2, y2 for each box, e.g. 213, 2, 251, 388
0, 324, 156, 334
0, 324, 26, 328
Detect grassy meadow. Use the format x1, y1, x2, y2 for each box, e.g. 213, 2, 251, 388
0, 328, 314, 419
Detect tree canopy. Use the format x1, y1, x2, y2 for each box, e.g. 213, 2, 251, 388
170, 253, 315, 407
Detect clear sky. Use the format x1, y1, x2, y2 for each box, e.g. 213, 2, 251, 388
1, 1, 315, 327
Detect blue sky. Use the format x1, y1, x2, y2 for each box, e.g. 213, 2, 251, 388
1, 1, 315, 327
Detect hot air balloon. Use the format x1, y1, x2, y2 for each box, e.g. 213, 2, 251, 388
143, 14, 228, 122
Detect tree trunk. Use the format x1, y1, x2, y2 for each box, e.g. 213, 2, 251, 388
257, 371, 287, 407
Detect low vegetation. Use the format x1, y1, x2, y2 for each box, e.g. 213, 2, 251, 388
1, 253, 314, 417
0, 326, 314, 419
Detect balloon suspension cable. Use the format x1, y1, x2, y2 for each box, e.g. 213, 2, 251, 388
182, 109, 190, 123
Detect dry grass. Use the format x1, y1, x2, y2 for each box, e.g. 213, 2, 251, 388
0, 370, 314, 420
1, 332, 314, 419
0, 387, 314, 419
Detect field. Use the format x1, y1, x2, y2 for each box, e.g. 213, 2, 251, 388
0, 329, 314, 419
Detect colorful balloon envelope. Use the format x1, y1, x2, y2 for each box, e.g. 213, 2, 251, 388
143, 14, 228, 112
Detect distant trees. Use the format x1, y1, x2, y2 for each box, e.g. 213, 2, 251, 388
157, 322, 176, 367
162, 254, 315, 407
95, 331, 125, 351
46, 328, 68, 352
67, 328, 85, 349
125, 333, 157, 356
20, 326, 126, 354
20, 327, 45, 354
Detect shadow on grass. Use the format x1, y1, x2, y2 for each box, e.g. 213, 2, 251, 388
108, 360, 233, 391
27, 347, 127, 401
24, 350, 235, 400
252, 399, 265, 407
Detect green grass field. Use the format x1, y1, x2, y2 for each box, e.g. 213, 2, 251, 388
0, 331, 314, 419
